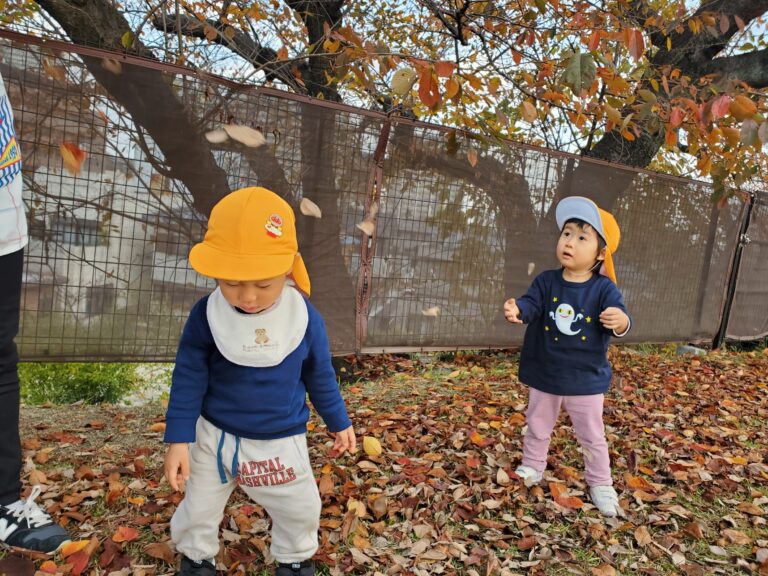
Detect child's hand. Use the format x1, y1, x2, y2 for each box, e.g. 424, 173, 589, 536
331, 426, 356, 456
164, 443, 190, 492
504, 298, 523, 323
600, 307, 629, 333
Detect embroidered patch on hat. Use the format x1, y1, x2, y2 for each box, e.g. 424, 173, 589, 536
265, 214, 283, 238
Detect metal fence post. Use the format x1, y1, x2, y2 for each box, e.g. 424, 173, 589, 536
713, 192, 756, 349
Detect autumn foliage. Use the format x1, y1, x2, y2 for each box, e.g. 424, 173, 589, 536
4, 347, 768, 575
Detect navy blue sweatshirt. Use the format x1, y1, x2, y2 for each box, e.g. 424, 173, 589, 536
516, 269, 630, 395
164, 296, 352, 443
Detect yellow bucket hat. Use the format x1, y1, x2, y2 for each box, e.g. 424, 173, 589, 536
555, 196, 621, 284
189, 187, 311, 295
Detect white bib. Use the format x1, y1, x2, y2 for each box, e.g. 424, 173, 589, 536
206, 285, 309, 367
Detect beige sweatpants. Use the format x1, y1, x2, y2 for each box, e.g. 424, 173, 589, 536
170, 417, 321, 564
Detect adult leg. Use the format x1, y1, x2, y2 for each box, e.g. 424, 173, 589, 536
562, 394, 612, 486
521, 388, 563, 473
0, 248, 23, 505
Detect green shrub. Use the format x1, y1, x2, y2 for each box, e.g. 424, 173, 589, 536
19, 363, 137, 405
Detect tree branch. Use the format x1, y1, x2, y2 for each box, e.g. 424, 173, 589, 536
151, 14, 304, 93
701, 47, 768, 89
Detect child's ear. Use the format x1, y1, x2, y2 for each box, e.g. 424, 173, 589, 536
597, 247, 607, 262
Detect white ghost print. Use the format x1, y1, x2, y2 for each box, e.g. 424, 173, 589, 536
549, 303, 584, 336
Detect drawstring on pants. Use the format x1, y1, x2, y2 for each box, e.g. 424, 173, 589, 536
216, 430, 242, 484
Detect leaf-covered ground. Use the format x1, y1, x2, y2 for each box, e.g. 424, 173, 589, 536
6, 347, 768, 576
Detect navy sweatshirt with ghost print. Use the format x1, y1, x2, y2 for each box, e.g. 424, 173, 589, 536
515, 269, 630, 395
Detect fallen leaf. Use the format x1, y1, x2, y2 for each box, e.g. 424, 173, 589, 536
61, 540, 90, 558
591, 565, 616, 576
299, 198, 322, 218
112, 526, 140, 543
421, 306, 440, 317
205, 129, 229, 143
101, 58, 122, 74
356, 220, 375, 236
0, 556, 35, 576
143, 542, 175, 564
59, 143, 87, 175
363, 436, 382, 457
635, 525, 652, 546
223, 124, 266, 147
28, 469, 47, 485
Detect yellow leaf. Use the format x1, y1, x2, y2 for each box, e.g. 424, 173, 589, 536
444, 77, 460, 100
120, 31, 133, 50
363, 436, 382, 457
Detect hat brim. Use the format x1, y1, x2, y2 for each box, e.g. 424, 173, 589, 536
555, 196, 606, 242
189, 242, 294, 281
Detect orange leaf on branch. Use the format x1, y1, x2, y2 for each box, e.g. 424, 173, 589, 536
417, 67, 440, 109
435, 61, 455, 77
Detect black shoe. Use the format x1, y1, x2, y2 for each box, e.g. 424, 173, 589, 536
177, 556, 216, 576
0, 486, 70, 553
275, 560, 315, 576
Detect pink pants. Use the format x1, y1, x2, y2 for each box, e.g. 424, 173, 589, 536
521, 388, 612, 486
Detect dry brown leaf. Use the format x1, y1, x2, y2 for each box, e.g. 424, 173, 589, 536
28, 469, 47, 485
421, 306, 440, 317
112, 526, 140, 543
299, 197, 322, 218
144, 543, 175, 564
356, 219, 375, 236
721, 528, 751, 545
205, 129, 229, 144
635, 525, 653, 546
223, 124, 266, 147
101, 59, 122, 74
591, 565, 616, 576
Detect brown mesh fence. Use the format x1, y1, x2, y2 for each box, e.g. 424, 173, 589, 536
0, 31, 761, 360
726, 195, 768, 341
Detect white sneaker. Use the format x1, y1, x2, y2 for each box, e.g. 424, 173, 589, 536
514, 465, 543, 487
590, 485, 620, 517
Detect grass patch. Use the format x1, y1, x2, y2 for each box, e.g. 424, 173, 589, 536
19, 363, 137, 404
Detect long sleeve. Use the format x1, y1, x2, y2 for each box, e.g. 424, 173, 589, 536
516, 273, 547, 324
164, 298, 213, 443
301, 307, 352, 433
600, 281, 632, 337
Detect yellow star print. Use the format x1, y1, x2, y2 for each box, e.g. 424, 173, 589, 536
545, 326, 549, 331
581, 336, 587, 341
553, 297, 558, 302
586, 316, 592, 323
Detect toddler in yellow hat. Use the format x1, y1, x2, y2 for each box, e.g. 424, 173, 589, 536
503, 196, 631, 517
163, 187, 356, 576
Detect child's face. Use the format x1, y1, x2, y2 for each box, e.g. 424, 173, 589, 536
556, 222, 605, 275
218, 274, 289, 313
